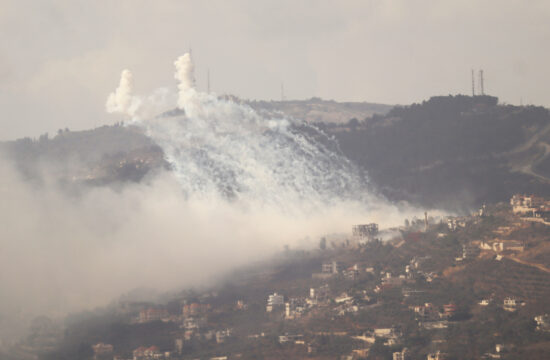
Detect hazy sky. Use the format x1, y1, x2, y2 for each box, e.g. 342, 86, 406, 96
1, 0, 549, 140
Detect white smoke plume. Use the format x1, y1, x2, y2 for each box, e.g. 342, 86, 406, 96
133, 53, 411, 220
0, 52, 435, 345
174, 53, 195, 105
105, 69, 139, 115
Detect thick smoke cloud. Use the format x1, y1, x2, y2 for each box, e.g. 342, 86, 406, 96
0, 154, 412, 344
1, 52, 433, 345
174, 53, 196, 109
106, 69, 139, 116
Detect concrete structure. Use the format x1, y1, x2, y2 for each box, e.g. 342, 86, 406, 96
535, 314, 550, 331
393, 348, 408, 360
427, 351, 446, 360
503, 297, 524, 312
139, 308, 169, 323
443, 303, 457, 317
322, 261, 341, 274
266, 293, 284, 312
510, 194, 539, 214
278, 334, 304, 343
447, 217, 466, 231
92, 343, 113, 360
183, 303, 211, 318
133, 345, 161, 360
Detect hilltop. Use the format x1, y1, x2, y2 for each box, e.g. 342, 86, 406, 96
320, 95, 550, 210
246, 97, 393, 124
3, 95, 550, 211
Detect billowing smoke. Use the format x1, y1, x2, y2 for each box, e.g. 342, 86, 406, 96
106, 69, 139, 116
141, 53, 380, 214
174, 53, 195, 109
0, 52, 427, 345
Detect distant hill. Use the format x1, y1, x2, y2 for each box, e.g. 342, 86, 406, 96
230, 96, 393, 124
0, 124, 167, 186
3, 95, 550, 211
321, 95, 550, 210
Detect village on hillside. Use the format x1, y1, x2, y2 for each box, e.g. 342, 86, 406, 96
17, 195, 550, 360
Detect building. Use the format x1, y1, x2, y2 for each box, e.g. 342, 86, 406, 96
510, 194, 539, 214
443, 303, 457, 318
534, 314, 550, 331
285, 298, 306, 319
215, 329, 232, 343
478, 298, 491, 306
133, 345, 162, 360
266, 293, 284, 312
374, 328, 396, 338
344, 264, 360, 280
479, 240, 524, 253
308, 284, 330, 303
393, 348, 408, 360
92, 343, 113, 360
174, 339, 183, 355
447, 218, 466, 231
278, 334, 304, 344
139, 308, 169, 323
427, 351, 447, 360
492, 240, 524, 253
413, 303, 437, 321
503, 297, 524, 312
182, 303, 211, 318
322, 261, 341, 274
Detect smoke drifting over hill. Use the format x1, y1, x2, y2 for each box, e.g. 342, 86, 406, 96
0, 53, 422, 344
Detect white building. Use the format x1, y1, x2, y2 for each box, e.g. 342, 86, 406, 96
266, 293, 284, 312
392, 348, 407, 360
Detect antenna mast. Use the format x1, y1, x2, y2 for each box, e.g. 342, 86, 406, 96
479, 69, 485, 95
471, 69, 475, 96
281, 82, 285, 101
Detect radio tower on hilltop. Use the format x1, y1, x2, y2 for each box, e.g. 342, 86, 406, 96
478, 69, 485, 95
471, 69, 476, 96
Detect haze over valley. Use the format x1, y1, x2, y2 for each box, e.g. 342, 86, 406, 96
2, 1, 550, 359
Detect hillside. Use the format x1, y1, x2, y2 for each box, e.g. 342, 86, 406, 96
321, 95, 550, 210
3, 96, 550, 212
0, 124, 168, 186
246, 98, 393, 124
10, 202, 550, 360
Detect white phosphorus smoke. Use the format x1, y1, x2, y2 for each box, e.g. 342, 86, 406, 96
174, 53, 196, 109
0, 52, 422, 343
135, 52, 384, 215
105, 69, 139, 116
102, 52, 426, 229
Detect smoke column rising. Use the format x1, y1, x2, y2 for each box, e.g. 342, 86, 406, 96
0, 51, 421, 345
105, 69, 139, 116
133, 52, 389, 217
174, 53, 196, 109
